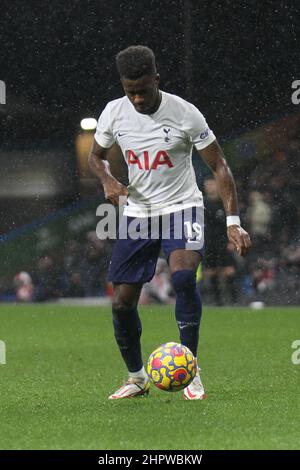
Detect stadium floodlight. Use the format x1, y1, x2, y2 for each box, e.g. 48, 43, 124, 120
80, 118, 97, 130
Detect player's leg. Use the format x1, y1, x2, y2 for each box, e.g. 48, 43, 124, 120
168, 249, 202, 359
112, 282, 144, 374
219, 265, 237, 304
210, 268, 223, 305
162, 207, 204, 357
162, 207, 206, 400
108, 282, 150, 399
107, 215, 161, 399
204, 245, 230, 305
168, 249, 207, 400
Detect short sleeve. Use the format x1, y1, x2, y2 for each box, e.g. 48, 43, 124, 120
183, 104, 216, 150
94, 103, 115, 148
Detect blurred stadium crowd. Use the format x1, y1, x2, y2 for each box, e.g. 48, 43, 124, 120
9, 137, 300, 305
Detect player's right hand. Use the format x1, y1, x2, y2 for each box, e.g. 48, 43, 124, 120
227, 225, 252, 257
103, 179, 129, 206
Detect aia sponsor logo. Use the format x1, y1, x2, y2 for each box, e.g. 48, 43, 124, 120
127, 150, 173, 170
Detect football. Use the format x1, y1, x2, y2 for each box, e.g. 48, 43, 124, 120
146, 342, 197, 392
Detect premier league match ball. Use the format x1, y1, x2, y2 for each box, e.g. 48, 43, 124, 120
146, 342, 197, 392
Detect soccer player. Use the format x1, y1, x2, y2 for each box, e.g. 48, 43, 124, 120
203, 177, 238, 305
89, 46, 251, 400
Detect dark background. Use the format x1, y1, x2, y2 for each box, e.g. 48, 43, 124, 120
1, 0, 299, 142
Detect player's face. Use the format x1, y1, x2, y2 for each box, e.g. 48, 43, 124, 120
121, 74, 160, 114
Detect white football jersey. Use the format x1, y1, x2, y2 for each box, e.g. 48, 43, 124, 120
94, 90, 216, 217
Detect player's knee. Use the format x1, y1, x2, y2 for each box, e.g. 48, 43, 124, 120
171, 269, 197, 296
112, 284, 140, 314
112, 288, 139, 315
112, 297, 136, 315
112, 296, 142, 340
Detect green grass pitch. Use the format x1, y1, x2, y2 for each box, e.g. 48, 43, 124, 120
0, 304, 300, 450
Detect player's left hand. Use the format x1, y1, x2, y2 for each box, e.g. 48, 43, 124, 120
227, 225, 252, 257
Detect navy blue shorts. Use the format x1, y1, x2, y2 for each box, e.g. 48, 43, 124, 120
108, 207, 204, 284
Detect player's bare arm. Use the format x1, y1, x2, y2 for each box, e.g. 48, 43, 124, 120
88, 139, 128, 205
199, 140, 252, 257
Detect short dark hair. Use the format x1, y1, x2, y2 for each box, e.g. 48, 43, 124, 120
116, 45, 156, 80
